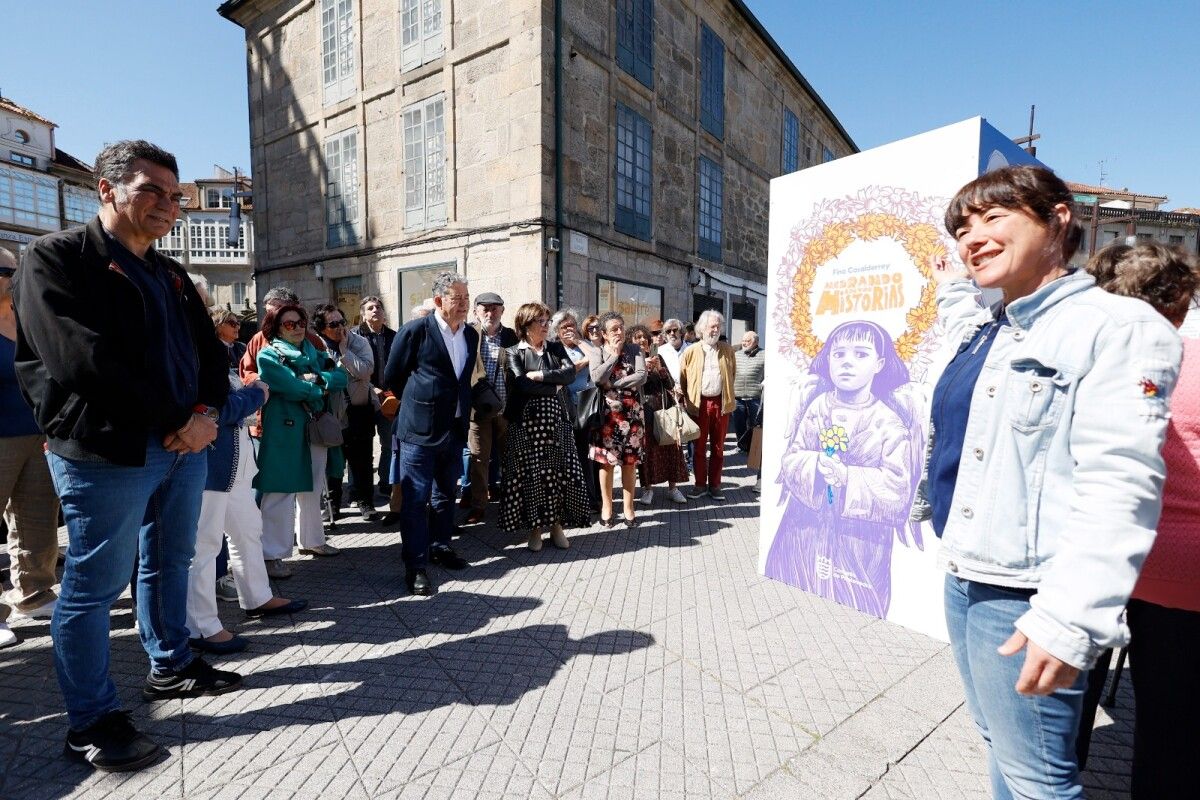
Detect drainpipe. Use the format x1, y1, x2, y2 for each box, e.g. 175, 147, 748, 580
553, 0, 564, 307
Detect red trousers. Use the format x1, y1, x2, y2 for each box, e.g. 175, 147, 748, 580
694, 395, 730, 490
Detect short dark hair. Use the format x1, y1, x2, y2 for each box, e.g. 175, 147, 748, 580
513, 301, 552, 341
93, 139, 179, 185
1088, 243, 1199, 326
261, 302, 308, 341
944, 165, 1082, 263
627, 323, 651, 345
360, 295, 384, 311
598, 311, 625, 333
311, 303, 343, 333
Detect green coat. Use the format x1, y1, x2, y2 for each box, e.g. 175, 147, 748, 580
254, 338, 349, 494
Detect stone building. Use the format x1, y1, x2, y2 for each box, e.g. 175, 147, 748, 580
217, 0, 856, 333
0, 96, 98, 260
156, 167, 257, 310
1067, 181, 1200, 268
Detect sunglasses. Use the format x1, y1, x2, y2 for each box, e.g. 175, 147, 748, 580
586, 325, 599, 333
0, 267, 15, 278
281, 319, 307, 331
663, 329, 681, 336
325, 320, 347, 329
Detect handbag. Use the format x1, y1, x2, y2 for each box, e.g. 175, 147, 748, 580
471, 378, 503, 420
574, 385, 604, 431
304, 402, 344, 447
655, 401, 699, 445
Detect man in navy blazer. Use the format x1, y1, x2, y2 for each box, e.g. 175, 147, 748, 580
383, 272, 478, 594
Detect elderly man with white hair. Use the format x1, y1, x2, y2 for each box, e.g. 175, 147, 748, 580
678, 310, 737, 501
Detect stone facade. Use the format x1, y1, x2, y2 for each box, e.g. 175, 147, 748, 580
219, 0, 854, 331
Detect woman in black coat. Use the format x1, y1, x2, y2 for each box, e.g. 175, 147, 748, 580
500, 302, 592, 550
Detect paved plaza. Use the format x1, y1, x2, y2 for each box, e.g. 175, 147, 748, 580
1, 453, 1136, 799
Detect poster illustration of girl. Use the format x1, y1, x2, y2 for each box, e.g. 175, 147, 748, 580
763, 320, 924, 618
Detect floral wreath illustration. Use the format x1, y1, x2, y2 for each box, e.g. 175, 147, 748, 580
773, 186, 958, 369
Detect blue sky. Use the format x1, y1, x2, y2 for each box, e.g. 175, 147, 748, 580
5, 1, 1198, 207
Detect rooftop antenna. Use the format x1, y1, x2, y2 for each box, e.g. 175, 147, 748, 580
1011, 104, 1040, 156
1098, 160, 1108, 187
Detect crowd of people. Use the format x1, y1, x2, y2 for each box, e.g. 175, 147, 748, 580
0, 139, 765, 773
1, 143, 1195, 799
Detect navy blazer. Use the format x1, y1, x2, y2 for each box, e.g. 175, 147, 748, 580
383, 313, 479, 446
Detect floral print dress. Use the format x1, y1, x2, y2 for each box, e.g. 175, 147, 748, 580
590, 349, 645, 467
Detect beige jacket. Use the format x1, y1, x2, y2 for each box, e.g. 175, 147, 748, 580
679, 341, 736, 416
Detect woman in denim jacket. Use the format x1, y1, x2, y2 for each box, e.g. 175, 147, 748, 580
927, 166, 1181, 799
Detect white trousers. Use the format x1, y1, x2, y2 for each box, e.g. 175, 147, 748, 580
186, 426, 275, 638
260, 443, 328, 559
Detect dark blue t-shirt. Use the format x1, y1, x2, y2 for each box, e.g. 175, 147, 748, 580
1, 334, 41, 437
104, 231, 199, 415
928, 311, 1010, 537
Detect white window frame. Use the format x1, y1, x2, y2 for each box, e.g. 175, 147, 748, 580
400, 0, 444, 72
321, 0, 357, 105
402, 94, 447, 230
63, 183, 99, 225
0, 166, 60, 231
325, 127, 362, 247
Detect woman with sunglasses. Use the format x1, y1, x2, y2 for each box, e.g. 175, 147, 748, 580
212, 309, 246, 370
582, 314, 604, 349
255, 303, 348, 568
186, 310, 307, 654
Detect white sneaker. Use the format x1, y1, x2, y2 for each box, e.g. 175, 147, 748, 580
638, 489, 655, 506
0, 622, 18, 649
13, 597, 57, 620
668, 487, 687, 504
215, 574, 238, 603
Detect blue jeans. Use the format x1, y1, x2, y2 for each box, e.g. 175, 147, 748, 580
397, 436, 464, 570
732, 396, 760, 452
47, 438, 206, 730
944, 575, 1086, 800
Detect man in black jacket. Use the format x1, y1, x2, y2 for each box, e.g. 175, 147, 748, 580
12, 140, 237, 773
383, 272, 477, 595
356, 294, 397, 494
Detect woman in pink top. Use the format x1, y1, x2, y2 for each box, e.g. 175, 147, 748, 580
1088, 242, 1199, 799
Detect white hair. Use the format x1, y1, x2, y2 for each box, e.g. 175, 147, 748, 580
696, 309, 724, 329
188, 273, 213, 307
548, 308, 580, 342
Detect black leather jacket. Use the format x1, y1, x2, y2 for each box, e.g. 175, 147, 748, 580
504, 340, 578, 423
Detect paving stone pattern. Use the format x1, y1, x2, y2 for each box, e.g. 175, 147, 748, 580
0, 452, 1136, 798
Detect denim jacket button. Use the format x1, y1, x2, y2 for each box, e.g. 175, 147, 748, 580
961, 506, 974, 519
973, 448, 984, 460
1030, 382, 1043, 393
1013, 331, 1025, 341
947, 560, 959, 573
986, 385, 997, 397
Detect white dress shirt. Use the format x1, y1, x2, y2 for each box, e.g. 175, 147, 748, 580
435, 311, 469, 416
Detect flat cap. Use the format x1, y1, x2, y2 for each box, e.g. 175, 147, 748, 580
474, 292, 504, 306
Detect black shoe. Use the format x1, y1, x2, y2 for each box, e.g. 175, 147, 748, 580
406, 568, 433, 596
378, 511, 402, 526
64, 710, 163, 772
245, 598, 309, 619
355, 500, 380, 521
429, 546, 468, 570
142, 657, 243, 701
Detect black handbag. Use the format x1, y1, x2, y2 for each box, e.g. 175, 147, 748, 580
471, 378, 503, 420
574, 385, 604, 431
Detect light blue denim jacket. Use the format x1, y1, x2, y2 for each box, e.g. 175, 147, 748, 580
934, 271, 1181, 670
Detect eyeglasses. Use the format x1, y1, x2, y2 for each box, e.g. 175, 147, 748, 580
586, 325, 599, 333
281, 319, 307, 331
325, 320, 346, 329
663, 329, 681, 337
534, 318, 550, 326
0, 267, 15, 278
651, 330, 662, 336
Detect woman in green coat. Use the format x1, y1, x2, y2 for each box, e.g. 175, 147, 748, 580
256, 302, 348, 563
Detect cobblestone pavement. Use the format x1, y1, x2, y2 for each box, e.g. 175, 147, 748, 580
1, 453, 1135, 799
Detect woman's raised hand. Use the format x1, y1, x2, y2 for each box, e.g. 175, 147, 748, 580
931, 253, 969, 286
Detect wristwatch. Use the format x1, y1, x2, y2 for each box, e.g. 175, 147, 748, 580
192, 404, 219, 422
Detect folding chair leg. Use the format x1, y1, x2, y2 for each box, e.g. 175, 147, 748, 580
1102, 646, 1128, 708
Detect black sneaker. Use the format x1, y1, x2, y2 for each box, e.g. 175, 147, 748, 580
64, 709, 163, 772
142, 657, 243, 701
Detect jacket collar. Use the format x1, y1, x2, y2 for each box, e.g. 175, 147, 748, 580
1005, 270, 1095, 330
